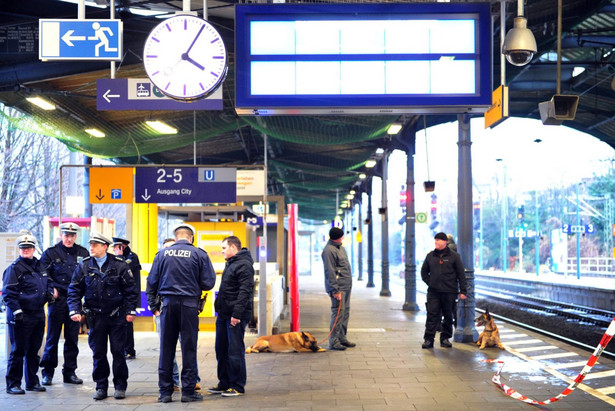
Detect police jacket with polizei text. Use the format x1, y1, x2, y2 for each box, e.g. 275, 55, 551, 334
2, 257, 54, 314
67, 253, 138, 316
40, 242, 89, 298
146, 239, 216, 299
322, 239, 352, 295
421, 246, 467, 295
214, 248, 254, 320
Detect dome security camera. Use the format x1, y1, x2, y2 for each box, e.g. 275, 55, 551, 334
503, 48, 534, 66
501, 17, 537, 67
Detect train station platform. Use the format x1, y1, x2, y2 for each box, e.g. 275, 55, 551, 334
2, 271, 615, 410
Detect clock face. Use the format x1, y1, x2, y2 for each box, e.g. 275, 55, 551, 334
143, 15, 227, 100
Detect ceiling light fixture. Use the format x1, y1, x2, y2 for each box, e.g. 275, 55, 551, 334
85, 128, 105, 138
146, 120, 178, 134
26, 97, 56, 110
365, 159, 377, 168
501, 0, 537, 66
387, 123, 402, 135
359, 173, 367, 179
375, 148, 385, 155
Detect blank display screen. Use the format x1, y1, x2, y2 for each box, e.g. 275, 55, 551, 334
235, 3, 492, 114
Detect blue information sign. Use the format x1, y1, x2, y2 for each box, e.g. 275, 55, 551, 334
135, 167, 236, 204
39, 19, 122, 60
97, 79, 222, 111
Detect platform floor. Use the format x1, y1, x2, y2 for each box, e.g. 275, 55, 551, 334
2, 272, 615, 410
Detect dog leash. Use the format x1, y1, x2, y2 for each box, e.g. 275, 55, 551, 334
318, 292, 343, 345
482, 317, 615, 405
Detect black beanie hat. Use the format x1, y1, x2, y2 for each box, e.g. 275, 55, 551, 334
434, 232, 448, 241
329, 227, 344, 240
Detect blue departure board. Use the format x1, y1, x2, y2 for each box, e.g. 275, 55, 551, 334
235, 3, 492, 115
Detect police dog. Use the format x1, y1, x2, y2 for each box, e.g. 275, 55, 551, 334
475, 309, 505, 350
246, 331, 325, 353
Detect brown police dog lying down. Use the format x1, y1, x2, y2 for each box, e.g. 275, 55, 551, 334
475, 309, 505, 350
246, 331, 326, 353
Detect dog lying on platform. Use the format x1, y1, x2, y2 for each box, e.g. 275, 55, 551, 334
246, 331, 326, 353
475, 309, 505, 350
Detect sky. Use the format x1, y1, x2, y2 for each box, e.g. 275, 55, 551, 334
388, 116, 615, 199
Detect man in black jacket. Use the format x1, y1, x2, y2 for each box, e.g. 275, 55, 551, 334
40, 222, 89, 386
208, 236, 254, 398
67, 232, 138, 401
420, 232, 467, 349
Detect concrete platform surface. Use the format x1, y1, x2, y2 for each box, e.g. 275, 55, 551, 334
2, 272, 615, 410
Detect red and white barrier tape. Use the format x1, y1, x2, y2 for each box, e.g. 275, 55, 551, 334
483, 317, 615, 405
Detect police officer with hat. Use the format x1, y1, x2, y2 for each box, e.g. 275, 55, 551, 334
111, 236, 142, 360
3, 233, 57, 395
67, 232, 138, 401
39, 222, 89, 386
147, 223, 215, 403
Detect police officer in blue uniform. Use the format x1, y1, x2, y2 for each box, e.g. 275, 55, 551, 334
147, 223, 215, 403
112, 237, 142, 360
39, 222, 89, 386
67, 232, 138, 401
3, 234, 57, 395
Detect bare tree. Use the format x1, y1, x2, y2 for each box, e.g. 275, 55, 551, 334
0, 104, 70, 240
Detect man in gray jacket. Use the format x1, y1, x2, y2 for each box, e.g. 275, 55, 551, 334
321, 227, 355, 351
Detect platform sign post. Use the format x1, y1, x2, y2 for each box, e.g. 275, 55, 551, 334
39, 19, 122, 61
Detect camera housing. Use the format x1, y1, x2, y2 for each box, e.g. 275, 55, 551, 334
501, 17, 537, 67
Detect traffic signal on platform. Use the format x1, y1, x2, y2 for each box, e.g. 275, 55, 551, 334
473, 202, 480, 230
517, 205, 525, 220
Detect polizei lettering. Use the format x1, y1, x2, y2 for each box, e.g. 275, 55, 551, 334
164, 249, 192, 258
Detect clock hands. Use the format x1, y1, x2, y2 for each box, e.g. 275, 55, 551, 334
184, 24, 205, 56
181, 53, 205, 71
181, 24, 207, 71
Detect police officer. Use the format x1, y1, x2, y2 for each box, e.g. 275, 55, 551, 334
112, 237, 142, 360
147, 223, 215, 403
3, 234, 57, 395
67, 232, 138, 401
39, 222, 89, 386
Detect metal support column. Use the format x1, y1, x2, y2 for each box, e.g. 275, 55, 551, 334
380, 153, 391, 297
357, 200, 363, 281
401, 124, 419, 311
454, 114, 478, 343
366, 179, 375, 288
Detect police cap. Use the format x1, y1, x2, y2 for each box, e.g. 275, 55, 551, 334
89, 232, 112, 245
173, 223, 195, 236
17, 234, 37, 249
59, 222, 80, 234
112, 237, 130, 246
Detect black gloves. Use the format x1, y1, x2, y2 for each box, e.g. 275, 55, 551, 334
14, 312, 23, 322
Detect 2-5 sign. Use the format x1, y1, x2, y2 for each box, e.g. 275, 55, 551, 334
157, 168, 182, 183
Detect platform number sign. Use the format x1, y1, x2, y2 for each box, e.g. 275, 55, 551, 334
562, 223, 595, 234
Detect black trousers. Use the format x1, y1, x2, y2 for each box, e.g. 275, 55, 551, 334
125, 322, 135, 356
40, 298, 80, 377
424, 291, 457, 342
6, 308, 45, 389
87, 312, 128, 391
158, 296, 199, 396
215, 316, 247, 393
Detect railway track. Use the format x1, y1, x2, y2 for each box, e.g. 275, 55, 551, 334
475, 286, 615, 328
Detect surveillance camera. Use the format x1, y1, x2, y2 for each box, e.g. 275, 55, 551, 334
503, 49, 534, 66
502, 17, 537, 67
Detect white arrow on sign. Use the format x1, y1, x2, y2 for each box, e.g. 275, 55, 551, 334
103, 89, 120, 103
141, 188, 151, 202
61, 30, 86, 46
